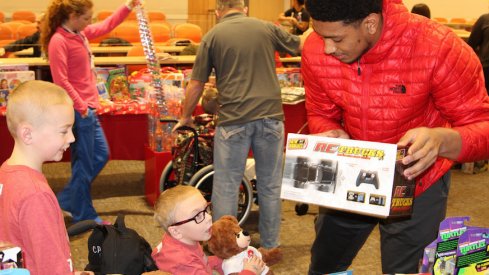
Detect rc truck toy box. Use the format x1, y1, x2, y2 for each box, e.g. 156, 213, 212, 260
281, 134, 416, 218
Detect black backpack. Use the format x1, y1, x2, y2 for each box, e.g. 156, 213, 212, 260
85, 214, 158, 275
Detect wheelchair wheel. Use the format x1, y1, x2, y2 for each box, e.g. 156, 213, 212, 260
189, 164, 253, 226
295, 203, 309, 216
159, 160, 178, 193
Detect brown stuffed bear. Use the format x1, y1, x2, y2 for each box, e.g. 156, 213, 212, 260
207, 215, 282, 275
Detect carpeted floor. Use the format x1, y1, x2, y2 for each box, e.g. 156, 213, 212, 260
43, 160, 489, 274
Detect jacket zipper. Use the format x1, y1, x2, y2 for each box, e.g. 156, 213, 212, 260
358, 58, 370, 140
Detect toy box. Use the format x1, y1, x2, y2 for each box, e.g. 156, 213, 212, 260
0, 243, 23, 269
281, 134, 416, 218
0, 71, 35, 107
276, 67, 302, 88
454, 227, 489, 274
420, 216, 471, 274
95, 66, 130, 102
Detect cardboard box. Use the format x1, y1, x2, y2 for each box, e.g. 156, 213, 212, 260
454, 227, 489, 274
419, 216, 470, 274
0, 71, 35, 107
281, 134, 416, 218
0, 243, 23, 269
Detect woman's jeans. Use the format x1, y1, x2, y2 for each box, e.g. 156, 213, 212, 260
58, 108, 109, 222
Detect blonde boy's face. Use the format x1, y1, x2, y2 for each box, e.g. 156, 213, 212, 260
170, 192, 212, 245
32, 104, 75, 162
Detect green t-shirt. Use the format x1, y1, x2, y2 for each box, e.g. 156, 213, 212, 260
191, 12, 300, 126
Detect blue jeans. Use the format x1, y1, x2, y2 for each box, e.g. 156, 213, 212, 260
212, 118, 284, 248
58, 108, 109, 222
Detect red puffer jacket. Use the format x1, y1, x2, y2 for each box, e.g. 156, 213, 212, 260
302, 0, 489, 196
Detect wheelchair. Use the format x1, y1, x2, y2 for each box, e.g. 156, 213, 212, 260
159, 116, 254, 225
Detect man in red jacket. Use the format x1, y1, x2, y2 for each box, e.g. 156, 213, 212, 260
302, 0, 489, 274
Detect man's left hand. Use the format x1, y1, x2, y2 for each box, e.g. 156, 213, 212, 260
397, 127, 461, 180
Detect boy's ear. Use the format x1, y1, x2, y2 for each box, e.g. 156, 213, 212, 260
167, 226, 182, 239
17, 123, 34, 145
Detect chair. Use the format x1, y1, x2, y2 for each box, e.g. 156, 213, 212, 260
88, 31, 112, 44
12, 10, 36, 23
112, 22, 140, 43
449, 18, 467, 24
148, 11, 166, 22
126, 44, 163, 73
1, 21, 30, 33
149, 23, 171, 43
126, 11, 138, 21
173, 23, 203, 43
0, 25, 14, 40
16, 23, 38, 39
433, 17, 448, 24
96, 11, 113, 22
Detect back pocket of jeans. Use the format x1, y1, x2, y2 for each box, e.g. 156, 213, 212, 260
218, 125, 246, 141
263, 119, 283, 140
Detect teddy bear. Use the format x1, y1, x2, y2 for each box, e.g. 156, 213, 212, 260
207, 215, 282, 275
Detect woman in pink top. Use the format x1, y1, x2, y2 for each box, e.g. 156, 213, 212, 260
40, 0, 138, 224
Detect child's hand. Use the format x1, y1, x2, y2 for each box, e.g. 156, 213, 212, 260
243, 255, 265, 274
126, 0, 141, 9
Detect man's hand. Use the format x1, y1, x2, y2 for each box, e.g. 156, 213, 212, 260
172, 117, 194, 132
397, 127, 462, 180
313, 129, 350, 139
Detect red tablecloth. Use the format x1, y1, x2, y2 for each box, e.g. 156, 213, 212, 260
0, 101, 308, 163
0, 102, 149, 163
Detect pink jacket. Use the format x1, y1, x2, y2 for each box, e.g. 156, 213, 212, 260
48, 5, 131, 113
302, 0, 489, 196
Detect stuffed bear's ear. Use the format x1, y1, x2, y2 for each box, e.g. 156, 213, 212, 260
221, 215, 239, 224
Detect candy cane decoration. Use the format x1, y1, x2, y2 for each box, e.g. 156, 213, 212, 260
134, 1, 168, 117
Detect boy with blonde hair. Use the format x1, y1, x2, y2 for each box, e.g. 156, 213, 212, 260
0, 80, 87, 275
152, 185, 265, 274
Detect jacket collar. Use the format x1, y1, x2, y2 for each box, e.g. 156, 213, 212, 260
56, 26, 83, 39
361, 0, 409, 64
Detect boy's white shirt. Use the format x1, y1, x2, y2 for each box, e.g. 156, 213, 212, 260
222, 246, 269, 275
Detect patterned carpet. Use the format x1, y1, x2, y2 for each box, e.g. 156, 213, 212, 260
42, 160, 489, 274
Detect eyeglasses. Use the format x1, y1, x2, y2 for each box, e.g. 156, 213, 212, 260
170, 202, 212, 227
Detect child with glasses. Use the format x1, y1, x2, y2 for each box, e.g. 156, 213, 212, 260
152, 185, 265, 275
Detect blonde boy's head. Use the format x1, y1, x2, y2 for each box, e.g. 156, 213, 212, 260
154, 185, 202, 232
6, 80, 73, 138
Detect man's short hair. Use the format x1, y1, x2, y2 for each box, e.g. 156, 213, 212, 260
217, 0, 245, 11
297, 0, 305, 6
153, 185, 202, 232
306, 0, 383, 24
6, 80, 72, 136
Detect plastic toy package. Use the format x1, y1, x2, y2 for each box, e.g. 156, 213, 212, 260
420, 217, 471, 274
95, 66, 131, 102
0, 71, 35, 107
454, 228, 489, 275
419, 216, 489, 275
281, 134, 416, 218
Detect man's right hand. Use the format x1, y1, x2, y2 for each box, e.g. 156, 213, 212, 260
172, 117, 194, 132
